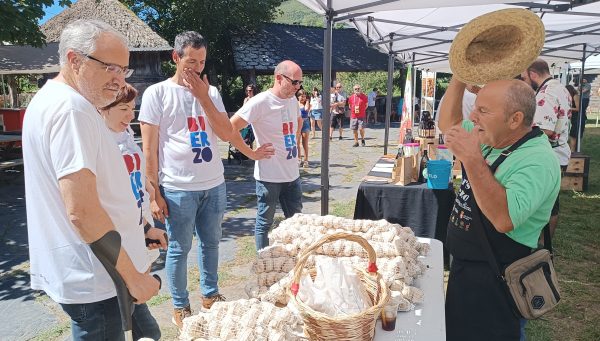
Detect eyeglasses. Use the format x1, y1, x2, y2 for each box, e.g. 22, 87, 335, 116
280, 74, 303, 86
82, 53, 134, 78
354, 88, 361, 91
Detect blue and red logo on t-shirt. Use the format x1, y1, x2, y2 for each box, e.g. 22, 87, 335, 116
282, 121, 297, 160
123, 153, 144, 224
188, 116, 213, 164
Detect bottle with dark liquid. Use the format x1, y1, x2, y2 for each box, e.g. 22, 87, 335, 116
418, 150, 429, 183
404, 128, 414, 144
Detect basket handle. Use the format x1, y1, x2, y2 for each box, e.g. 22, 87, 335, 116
289, 232, 379, 296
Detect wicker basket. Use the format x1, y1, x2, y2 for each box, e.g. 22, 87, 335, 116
287, 232, 390, 341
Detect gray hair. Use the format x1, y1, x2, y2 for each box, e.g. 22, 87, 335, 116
58, 19, 127, 66
504, 80, 537, 126
174, 31, 207, 57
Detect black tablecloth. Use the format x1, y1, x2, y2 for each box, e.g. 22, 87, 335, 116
354, 158, 456, 245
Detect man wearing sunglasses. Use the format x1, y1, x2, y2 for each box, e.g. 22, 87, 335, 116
230, 60, 304, 250
23, 20, 161, 340
348, 85, 368, 147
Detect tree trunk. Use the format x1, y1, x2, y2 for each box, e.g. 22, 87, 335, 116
7, 75, 18, 108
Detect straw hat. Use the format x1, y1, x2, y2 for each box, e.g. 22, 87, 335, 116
449, 8, 545, 85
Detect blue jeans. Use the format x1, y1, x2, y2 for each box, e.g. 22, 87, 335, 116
60, 297, 160, 341
162, 182, 226, 308
255, 178, 303, 250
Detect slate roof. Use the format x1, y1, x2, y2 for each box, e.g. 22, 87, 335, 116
231, 23, 396, 74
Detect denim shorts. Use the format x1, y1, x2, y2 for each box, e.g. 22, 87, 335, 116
310, 109, 323, 120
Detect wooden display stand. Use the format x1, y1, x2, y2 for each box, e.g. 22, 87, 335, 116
561, 153, 590, 192
415, 137, 437, 156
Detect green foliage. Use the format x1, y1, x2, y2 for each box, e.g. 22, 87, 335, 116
524, 127, 600, 340
336, 71, 404, 96
0, 0, 72, 47
435, 73, 452, 100
273, 0, 323, 27
123, 0, 285, 110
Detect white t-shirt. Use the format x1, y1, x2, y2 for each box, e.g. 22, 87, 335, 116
310, 95, 322, 110
111, 129, 159, 269
368, 91, 377, 107
435, 89, 476, 122
138, 79, 226, 191
23, 80, 147, 304
236, 90, 301, 182
112, 130, 152, 225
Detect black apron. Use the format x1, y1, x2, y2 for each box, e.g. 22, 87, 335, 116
445, 128, 542, 341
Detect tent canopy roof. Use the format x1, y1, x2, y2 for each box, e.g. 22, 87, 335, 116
298, 0, 600, 72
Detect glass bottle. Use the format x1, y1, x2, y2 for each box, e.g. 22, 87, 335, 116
418, 150, 429, 183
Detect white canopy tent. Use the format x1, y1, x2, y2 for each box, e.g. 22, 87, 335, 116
297, 0, 600, 214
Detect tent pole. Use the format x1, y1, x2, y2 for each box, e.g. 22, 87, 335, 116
577, 43, 586, 153
384, 33, 394, 156
412, 53, 416, 126
321, 1, 333, 216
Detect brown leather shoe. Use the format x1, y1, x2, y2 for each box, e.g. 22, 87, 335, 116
202, 293, 226, 309
172, 305, 192, 330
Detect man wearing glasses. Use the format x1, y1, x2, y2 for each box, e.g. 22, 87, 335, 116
330, 82, 347, 140
23, 20, 161, 340
229, 60, 303, 250
348, 85, 368, 147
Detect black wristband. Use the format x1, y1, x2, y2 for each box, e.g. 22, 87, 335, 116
143, 222, 152, 234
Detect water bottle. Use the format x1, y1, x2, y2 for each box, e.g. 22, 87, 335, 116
418, 150, 429, 183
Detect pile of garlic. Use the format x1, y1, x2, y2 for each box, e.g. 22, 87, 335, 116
180, 299, 303, 341
254, 214, 428, 307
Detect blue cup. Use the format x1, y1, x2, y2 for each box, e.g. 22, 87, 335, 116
425, 160, 452, 189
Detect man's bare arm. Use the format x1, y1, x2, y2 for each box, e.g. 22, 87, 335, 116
438, 77, 467, 133
59, 169, 159, 302
229, 114, 274, 160
182, 69, 232, 141
140, 122, 169, 223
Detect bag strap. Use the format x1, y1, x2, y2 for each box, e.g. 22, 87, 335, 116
472, 127, 544, 275
488, 127, 543, 172
468, 127, 544, 318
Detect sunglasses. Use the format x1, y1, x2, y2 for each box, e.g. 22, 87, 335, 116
280, 74, 303, 86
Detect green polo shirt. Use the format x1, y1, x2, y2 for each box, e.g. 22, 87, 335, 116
462, 120, 561, 248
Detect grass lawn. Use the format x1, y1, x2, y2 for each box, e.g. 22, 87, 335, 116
525, 127, 600, 340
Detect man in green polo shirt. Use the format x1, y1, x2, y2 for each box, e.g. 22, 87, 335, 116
438, 77, 560, 341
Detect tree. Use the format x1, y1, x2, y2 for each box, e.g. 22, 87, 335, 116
123, 0, 284, 109
0, 0, 72, 47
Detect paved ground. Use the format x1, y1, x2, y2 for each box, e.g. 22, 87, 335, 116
0, 121, 399, 340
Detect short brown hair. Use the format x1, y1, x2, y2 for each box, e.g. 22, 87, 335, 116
527, 58, 550, 76
100, 83, 138, 110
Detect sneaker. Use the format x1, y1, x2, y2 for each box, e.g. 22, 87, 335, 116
172, 305, 192, 330
353, 142, 359, 147
202, 293, 226, 309
339, 136, 343, 140
361, 139, 366, 146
